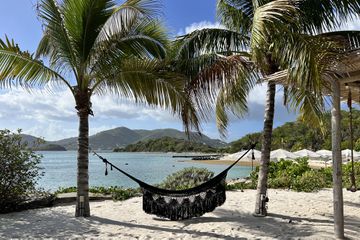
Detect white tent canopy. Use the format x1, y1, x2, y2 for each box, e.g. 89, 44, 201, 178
341, 149, 360, 161
294, 149, 324, 160
316, 150, 333, 159
221, 149, 261, 161
270, 149, 298, 162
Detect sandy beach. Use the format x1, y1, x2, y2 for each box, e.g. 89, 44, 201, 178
1, 189, 359, 239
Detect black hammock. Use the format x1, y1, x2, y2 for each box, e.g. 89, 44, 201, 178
95, 144, 256, 220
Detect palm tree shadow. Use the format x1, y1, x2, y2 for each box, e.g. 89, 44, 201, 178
344, 200, 360, 208
0, 210, 98, 239
180, 209, 315, 238
89, 216, 245, 240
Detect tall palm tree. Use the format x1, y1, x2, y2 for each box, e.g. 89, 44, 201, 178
174, 1, 360, 237
0, 0, 200, 217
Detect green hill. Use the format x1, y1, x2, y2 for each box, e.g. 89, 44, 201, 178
33, 144, 67, 151
227, 110, 360, 153
20, 134, 66, 151
114, 136, 217, 153
39, 127, 226, 150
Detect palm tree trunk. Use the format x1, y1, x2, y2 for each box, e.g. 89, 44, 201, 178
254, 82, 276, 216
75, 107, 90, 217
347, 90, 356, 192
331, 80, 344, 238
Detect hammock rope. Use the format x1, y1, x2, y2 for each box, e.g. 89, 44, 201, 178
94, 143, 256, 220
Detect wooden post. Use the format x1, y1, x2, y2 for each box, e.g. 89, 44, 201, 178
331, 80, 345, 239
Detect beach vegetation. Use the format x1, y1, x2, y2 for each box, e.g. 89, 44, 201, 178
160, 167, 214, 190
0, 129, 44, 213
55, 186, 141, 201
227, 158, 360, 192
114, 136, 217, 153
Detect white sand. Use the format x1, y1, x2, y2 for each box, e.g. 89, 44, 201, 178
1, 189, 360, 239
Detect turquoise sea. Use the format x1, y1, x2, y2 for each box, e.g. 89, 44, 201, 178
37, 151, 252, 192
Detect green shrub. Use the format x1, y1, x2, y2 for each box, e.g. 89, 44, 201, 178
111, 187, 140, 201
55, 186, 77, 194
55, 186, 141, 201
268, 173, 292, 189
249, 158, 333, 192
160, 167, 214, 190
342, 162, 360, 189
0, 130, 43, 213
292, 170, 326, 192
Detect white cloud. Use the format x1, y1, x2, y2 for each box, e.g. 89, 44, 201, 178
178, 21, 225, 35
0, 88, 183, 140
341, 19, 360, 30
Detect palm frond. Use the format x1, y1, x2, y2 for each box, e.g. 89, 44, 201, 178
92, 57, 201, 133
297, 0, 360, 34
215, 77, 253, 138
96, 0, 162, 43
0, 36, 67, 89
61, 0, 115, 65
284, 86, 325, 129
91, 18, 168, 76
251, 0, 299, 64
36, 0, 79, 76
175, 28, 249, 60
216, 0, 253, 34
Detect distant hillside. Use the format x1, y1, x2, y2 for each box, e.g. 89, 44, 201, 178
133, 128, 226, 148
47, 127, 227, 150
114, 137, 217, 153
20, 134, 66, 151
226, 110, 360, 153
20, 134, 44, 148
34, 144, 66, 151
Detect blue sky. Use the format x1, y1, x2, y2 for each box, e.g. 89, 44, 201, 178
0, 0, 359, 142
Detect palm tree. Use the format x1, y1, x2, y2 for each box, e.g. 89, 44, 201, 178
174, 1, 360, 237
0, 0, 200, 217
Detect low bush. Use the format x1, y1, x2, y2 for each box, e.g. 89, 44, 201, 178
342, 162, 360, 189
243, 158, 360, 192
292, 170, 327, 192
160, 167, 214, 190
0, 130, 44, 213
55, 186, 141, 201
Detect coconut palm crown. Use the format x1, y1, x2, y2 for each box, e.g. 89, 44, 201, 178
173, 0, 360, 237
0, 0, 200, 217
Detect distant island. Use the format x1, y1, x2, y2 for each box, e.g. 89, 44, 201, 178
114, 137, 218, 153
33, 144, 67, 151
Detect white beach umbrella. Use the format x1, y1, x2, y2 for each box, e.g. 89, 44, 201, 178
221, 149, 261, 161
316, 150, 333, 159
341, 149, 360, 162
270, 149, 298, 162
294, 149, 324, 160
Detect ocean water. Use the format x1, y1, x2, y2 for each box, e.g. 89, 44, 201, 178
36, 151, 252, 192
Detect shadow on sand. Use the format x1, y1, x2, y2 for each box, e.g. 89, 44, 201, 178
1, 206, 359, 239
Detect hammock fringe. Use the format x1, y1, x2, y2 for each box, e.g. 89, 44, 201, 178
142, 177, 226, 220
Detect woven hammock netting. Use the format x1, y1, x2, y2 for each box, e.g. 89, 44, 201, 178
97, 145, 254, 220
